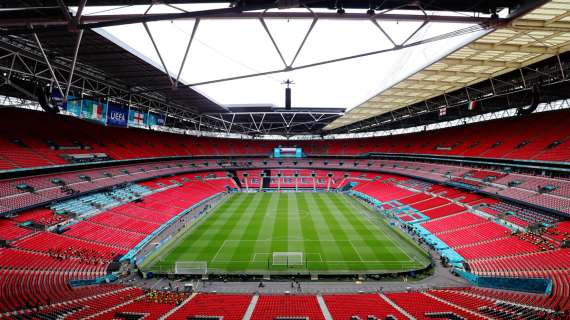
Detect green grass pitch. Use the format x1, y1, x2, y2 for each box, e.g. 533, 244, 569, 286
143, 192, 431, 274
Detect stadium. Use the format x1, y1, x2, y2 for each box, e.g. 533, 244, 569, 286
0, 0, 570, 319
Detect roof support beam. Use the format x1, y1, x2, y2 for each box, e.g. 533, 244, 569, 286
64, 29, 83, 101
0, 11, 502, 35
512, 19, 570, 32
259, 11, 290, 69
387, 87, 445, 94
143, 22, 173, 86
401, 79, 468, 86
31, 32, 64, 98
420, 69, 491, 78
468, 42, 567, 54
440, 58, 521, 68
290, 11, 318, 68
174, 18, 200, 88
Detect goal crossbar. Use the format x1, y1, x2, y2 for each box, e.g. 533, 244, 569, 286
272, 252, 304, 266
174, 261, 208, 275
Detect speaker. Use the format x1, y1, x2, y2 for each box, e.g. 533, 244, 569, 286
36, 86, 61, 114
517, 85, 540, 116
285, 87, 291, 110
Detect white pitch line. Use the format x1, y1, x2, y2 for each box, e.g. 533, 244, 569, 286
210, 239, 228, 263
348, 240, 366, 263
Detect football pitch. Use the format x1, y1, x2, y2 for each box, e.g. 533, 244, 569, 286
143, 192, 430, 275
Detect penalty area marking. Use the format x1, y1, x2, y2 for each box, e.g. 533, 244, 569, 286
210, 239, 412, 265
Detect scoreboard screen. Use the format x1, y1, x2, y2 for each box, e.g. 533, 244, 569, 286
273, 147, 303, 158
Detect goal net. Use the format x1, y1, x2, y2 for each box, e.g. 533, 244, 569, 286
174, 261, 208, 275
272, 252, 304, 267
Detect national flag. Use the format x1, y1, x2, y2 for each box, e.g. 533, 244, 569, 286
439, 107, 447, 117
133, 111, 144, 125
92, 102, 103, 120
468, 100, 476, 111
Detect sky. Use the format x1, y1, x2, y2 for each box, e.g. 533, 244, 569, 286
83, 5, 490, 111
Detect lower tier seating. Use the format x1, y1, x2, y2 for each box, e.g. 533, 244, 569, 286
323, 293, 406, 319
250, 295, 325, 320
92, 291, 188, 320
166, 293, 252, 320
385, 291, 486, 320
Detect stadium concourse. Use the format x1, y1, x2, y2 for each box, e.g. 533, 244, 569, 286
2, 0, 570, 319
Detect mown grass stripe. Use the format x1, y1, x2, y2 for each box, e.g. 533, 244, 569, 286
313, 193, 366, 271
167, 193, 254, 265
226, 193, 271, 270
219, 193, 270, 271
297, 193, 327, 271
270, 193, 289, 252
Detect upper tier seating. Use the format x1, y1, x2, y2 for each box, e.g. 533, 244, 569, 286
3, 108, 570, 172
486, 201, 559, 226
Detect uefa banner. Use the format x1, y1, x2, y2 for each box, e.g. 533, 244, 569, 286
106, 102, 128, 127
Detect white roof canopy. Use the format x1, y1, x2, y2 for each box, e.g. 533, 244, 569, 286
92, 5, 489, 113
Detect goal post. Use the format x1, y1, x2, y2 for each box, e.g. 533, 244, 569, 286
174, 261, 208, 275
272, 252, 304, 267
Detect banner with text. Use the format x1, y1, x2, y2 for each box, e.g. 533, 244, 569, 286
106, 103, 128, 127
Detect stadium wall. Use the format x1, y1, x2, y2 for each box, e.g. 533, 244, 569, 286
455, 270, 552, 295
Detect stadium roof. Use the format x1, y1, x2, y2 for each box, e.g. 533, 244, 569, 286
326, 0, 570, 130
1, 0, 569, 136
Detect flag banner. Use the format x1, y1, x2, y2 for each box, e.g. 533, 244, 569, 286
468, 100, 476, 111
148, 113, 166, 126
129, 109, 147, 126
91, 100, 105, 122
107, 103, 128, 127
439, 107, 447, 116
81, 99, 106, 122
64, 97, 81, 117
80, 100, 92, 119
